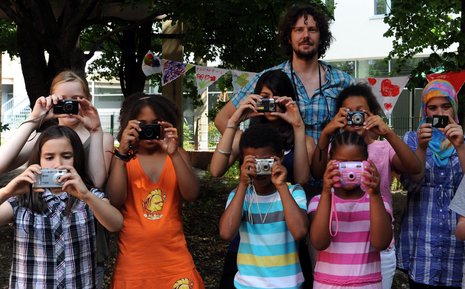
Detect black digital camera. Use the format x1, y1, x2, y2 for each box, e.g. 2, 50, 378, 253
139, 123, 163, 140
256, 98, 276, 112
426, 115, 448, 128
32, 169, 67, 188
53, 100, 79, 115
347, 111, 365, 126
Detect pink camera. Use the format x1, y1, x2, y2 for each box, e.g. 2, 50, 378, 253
338, 161, 365, 187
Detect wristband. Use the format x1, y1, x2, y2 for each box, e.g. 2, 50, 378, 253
113, 148, 133, 162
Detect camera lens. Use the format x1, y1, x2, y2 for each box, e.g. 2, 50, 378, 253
64, 103, 73, 112
263, 164, 270, 171
353, 114, 363, 124
348, 172, 355, 180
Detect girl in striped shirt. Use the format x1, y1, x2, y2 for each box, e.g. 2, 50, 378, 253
309, 131, 392, 289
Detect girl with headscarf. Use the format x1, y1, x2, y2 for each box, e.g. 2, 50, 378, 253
397, 79, 465, 289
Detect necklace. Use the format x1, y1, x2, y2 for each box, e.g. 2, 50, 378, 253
248, 184, 278, 224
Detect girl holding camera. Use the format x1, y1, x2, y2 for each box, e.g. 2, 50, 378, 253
0, 70, 114, 189
309, 131, 392, 289
310, 83, 421, 289
106, 93, 204, 289
397, 79, 465, 289
0, 125, 123, 288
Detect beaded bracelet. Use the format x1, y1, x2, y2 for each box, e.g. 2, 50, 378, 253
113, 148, 134, 162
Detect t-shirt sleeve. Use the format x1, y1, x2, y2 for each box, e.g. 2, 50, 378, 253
225, 189, 237, 209
290, 184, 307, 210
450, 176, 465, 217
7, 196, 19, 215
307, 195, 321, 214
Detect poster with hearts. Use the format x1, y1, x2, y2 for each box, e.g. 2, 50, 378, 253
161, 59, 187, 85
359, 76, 409, 117
195, 66, 229, 95
141, 51, 162, 76
231, 70, 257, 92
426, 70, 465, 93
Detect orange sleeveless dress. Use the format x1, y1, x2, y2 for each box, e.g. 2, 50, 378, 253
111, 156, 204, 289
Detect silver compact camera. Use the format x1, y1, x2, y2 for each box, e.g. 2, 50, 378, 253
255, 158, 274, 175
256, 98, 276, 112
347, 111, 365, 126
33, 169, 67, 188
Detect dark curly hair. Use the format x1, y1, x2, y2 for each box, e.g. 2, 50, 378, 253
117, 93, 180, 142
278, 2, 332, 58
335, 83, 382, 116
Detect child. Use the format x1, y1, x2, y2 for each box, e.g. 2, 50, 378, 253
398, 79, 465, 288
106, 93, 204, 289
310, 83, 421, 289
212, 69, 315, 289
0, 125, 123, 288
211, 69, 314, 185
308, 131, 392, 289
219, 123, 308, 289
0, 70, 114, 189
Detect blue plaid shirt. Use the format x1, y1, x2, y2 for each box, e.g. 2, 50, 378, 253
231, 60, 354, 140
397, 131, 464, 287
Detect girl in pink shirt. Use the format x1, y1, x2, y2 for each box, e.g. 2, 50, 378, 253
309, 131, 392, 289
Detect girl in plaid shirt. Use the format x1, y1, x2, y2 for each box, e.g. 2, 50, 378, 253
0, 125, 123, 289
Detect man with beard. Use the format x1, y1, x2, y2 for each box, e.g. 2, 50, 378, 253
215, 3, 354, 141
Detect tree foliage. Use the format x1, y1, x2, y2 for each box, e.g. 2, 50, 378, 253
0, 0, 327, 107
384, 0, 465, 87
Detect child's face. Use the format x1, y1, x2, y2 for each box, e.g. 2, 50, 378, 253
40, 137, 74, 168
137, 105, 160, 149
331, 144, 366, 191
53, 81, 88, 127
242, 146, 278, 187
425, 97, 454, 119
342, 95, 370, 134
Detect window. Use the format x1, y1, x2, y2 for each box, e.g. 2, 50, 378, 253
374, 0, 391, 16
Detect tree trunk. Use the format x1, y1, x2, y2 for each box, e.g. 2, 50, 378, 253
120, 22, 152, 97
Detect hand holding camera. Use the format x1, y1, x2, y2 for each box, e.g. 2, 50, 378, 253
363, 111, 392, 137
360, 160, 380, 196
232, 94, 263, 125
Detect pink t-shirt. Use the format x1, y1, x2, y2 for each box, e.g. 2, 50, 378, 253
308, 192, 392, 288
367, 140, 396, 206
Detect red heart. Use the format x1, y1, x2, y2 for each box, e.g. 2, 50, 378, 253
381, 79, 400, 97
368, 78, 377, 86
384, 103, 393, 111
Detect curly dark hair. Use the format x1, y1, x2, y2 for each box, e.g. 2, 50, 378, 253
117, 93, 180, 142
278, 2, 332, 58
335, 83, 383, 116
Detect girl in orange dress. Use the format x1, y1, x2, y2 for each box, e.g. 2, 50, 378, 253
107, 93, 204, 289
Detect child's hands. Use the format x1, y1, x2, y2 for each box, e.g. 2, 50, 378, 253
75, 98, 102, 133
271, 97, 304, 128
59, 165, 90, 200
157, 121, 179, 156
322, 160, 340, 195
119, 120, 141, 154
29, 96, 55, 123
231, 94, 263, 126
322, 108, 348, 136
364, 111, 391, 136
3, 164, 44, 196
361, 160, 380, 196
240, 155, 256, 185
417, 122, 433, 150
443, 115, 464, 148
271, 157, 287, 186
